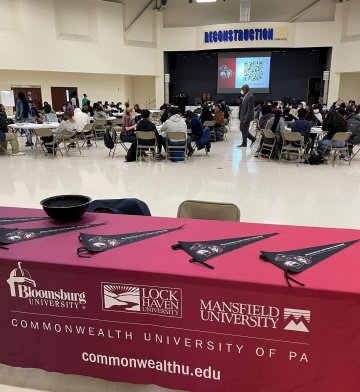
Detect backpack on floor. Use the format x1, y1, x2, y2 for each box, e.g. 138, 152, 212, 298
196, 126, 211, 150
104, 129, 114, 149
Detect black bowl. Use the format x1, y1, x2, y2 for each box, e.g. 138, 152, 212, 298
40, 195, 92, 222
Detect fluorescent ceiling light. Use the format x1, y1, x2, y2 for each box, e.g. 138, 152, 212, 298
196, 0, 217, 3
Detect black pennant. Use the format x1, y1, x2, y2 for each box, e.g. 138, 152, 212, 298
0, 222, 106, 248
77, 225, 184, 257
172, 233, 279, 269
0, 217, 48, 225
260, 239, 359, 287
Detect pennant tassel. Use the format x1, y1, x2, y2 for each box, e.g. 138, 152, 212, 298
189, 258, 214, 270
284, 270, 305, 288
77, 247, 92, 258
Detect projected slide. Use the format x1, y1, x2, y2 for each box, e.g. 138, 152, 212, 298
217, 52, 271, 93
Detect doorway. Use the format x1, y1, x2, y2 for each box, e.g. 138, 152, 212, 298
51, 87, 78, 111
307, 77, 322, 104
11, 86, 42, 111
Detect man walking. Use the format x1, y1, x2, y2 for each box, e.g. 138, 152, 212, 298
238, 84, 256, 147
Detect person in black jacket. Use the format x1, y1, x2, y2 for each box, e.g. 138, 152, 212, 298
185, 110, 203, 141
136, 109, 164, 159
200, 105, 214, 125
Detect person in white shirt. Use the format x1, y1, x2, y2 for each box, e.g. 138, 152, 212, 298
42, 110, 76, 154
160, 107, 192, 153
73, 108, 91, 146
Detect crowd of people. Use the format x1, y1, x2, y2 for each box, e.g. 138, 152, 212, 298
2, 88, 360, 163
250, 96, 360, 161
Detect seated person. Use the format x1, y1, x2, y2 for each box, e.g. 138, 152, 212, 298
282, 107, 296, 124
213, 104, 225, 141
160, 107, 193, 155
255, 111, 286, 158
42, 109, 76, 153
200, 105, 214, 125
120, 108, 137, 144
220, 101, 230, 119
160, 104, 171, 124
136, 109, 164, 159
259, 105, 273, 129
42, 104, 57, 122
93, 105, 107, 120
213, 104, 224, 128
346, 108, 360, 147
193, 104, 202, 117
74, 107, 91, 146
134, 104, 141, 114
318, 110, 348, 157
290, 108, 312, 145
0, 110, 25, 156
185, 110, 203, 141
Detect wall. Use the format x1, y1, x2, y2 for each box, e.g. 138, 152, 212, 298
0, 70, 154, 109
339, 73, 360, 103
134, 77, 156, 108
0, 0, 162, 76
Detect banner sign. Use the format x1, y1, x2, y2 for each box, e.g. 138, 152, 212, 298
204, 26, 288, 44
2, 259, 359, 391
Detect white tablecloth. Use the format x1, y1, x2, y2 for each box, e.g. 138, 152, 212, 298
8, 122, 59, 129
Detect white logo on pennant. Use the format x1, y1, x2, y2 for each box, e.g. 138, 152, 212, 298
284, 308, 310, 332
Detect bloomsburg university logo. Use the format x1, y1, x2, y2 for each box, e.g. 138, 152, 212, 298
284, 308, 310, 332
102, 283, 182, 318
7, 262, 86, 309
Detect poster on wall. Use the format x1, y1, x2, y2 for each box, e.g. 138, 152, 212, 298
0, 90, 15, 107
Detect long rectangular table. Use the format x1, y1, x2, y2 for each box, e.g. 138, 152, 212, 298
1, 206, 360, 392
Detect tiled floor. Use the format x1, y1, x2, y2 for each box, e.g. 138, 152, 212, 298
1, 120, 360, 391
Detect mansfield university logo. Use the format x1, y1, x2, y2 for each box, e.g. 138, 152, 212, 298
284, 308, 310, 332
7, 262, 86, 309
102, 283, 182, 318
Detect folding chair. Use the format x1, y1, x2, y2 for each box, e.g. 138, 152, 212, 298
258, 129, 276, 159
223, 118, 230, 140
166, 131, 188, 163
60, 130, 81, 156
33, 128, 61, 158
279, 132, 308, 166
350, 145, 360, 162
323, 131, 352, 167
177, 200, 241, 222
78, 123, 97, 148
136, 131, 157, 162
203, 120, 216, 142
109, 119, 128, 158
250, 120, 261, 146
93, 119, 107, 139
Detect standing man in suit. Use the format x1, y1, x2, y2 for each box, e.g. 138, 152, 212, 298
238, 84, 256, 147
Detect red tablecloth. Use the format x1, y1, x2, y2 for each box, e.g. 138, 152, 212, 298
1, 206, 360, 392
